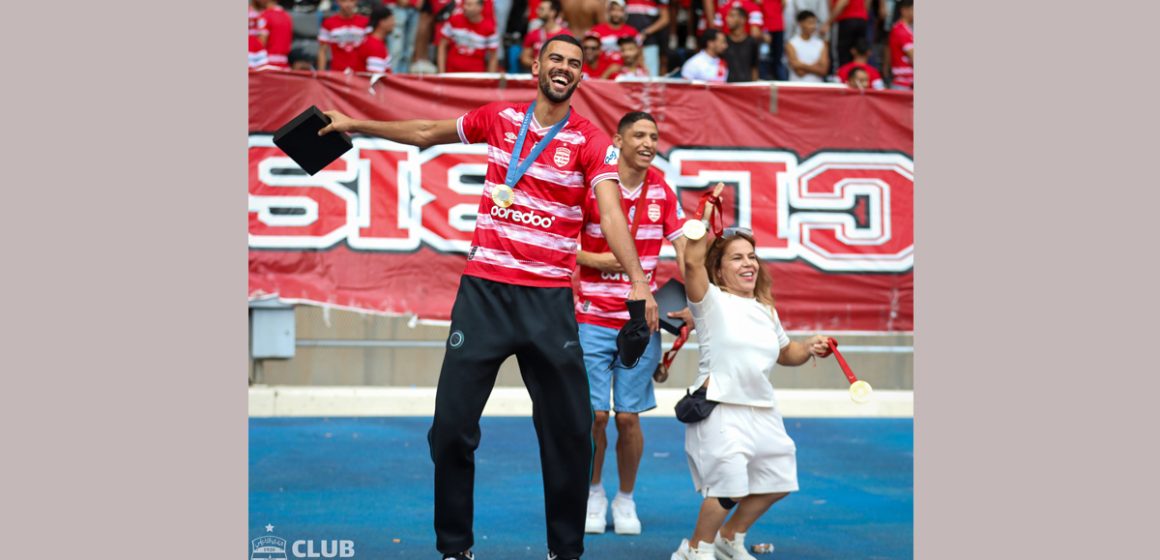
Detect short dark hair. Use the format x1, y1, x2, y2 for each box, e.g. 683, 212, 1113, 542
616, 35, 637, 48
540, 33, 582, 59
899, 0, 913, 8
797, 10, 817, 23
617, 111, 656, 134
542, 0, 563, 16
849, 66, 868, 78
730, 6, 748, 20
701, 28, 722, 48
369, 6, 394, 30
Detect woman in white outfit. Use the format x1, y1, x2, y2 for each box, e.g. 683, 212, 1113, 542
671, 183, 831, 560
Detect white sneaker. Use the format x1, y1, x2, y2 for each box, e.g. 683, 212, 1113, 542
672, 539, 716, 560
610, 495, 641, 535
714, 531, 761, 560
585, 491, 607, 534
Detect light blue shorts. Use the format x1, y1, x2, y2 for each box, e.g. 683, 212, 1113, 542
579, 322, 661, 414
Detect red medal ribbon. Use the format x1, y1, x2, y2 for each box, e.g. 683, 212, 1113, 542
693, 192, 724, 237
822, 337, 860, 384
661, 324, 690, 373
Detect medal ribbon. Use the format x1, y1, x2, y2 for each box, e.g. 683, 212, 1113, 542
821, 337, 860, 384
693, 192, 724, 237
661, 324, 690, 373
504, 100, 572, 189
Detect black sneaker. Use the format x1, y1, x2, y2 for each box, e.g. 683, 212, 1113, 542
443, 552, 474, 560
547, 551, 578, 560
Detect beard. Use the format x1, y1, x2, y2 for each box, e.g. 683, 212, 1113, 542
538, 70, 579, 103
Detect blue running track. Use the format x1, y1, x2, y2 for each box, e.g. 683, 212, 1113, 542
250, 417, 912, 559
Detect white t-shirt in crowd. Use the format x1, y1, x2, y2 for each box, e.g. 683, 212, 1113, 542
787, 32, 825, 82
680, 50, 729, 82
687, 283, 791, 408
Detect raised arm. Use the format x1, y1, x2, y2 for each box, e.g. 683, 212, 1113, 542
594, 178, 659, 332
318, 110, 460, 149
682, 182, 725, 303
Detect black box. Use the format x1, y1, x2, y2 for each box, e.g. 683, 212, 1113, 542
272, 106, 353, 175
655, 279, 689, 335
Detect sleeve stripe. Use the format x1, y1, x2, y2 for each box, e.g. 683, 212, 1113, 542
456, 115, 470, 145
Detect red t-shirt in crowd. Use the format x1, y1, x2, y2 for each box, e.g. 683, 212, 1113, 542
354, 36, 393, 73
889, 21, 914, 89
836, 61, 884, 88
261, 5, 293, 67
319, 13, 370, 71
248, 7, 268, 68
587, 22, 642, 54
709, 0, 764, 32
833, 0, 868, 21
441, 14, 498, 72
523, 25, 572, 58
456, 102, 621, 288
582, 51, 622, 79
760, 0, 784, 32
575, 169, 684, 329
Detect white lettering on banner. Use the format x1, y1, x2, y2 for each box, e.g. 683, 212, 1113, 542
249, 136, 914, 272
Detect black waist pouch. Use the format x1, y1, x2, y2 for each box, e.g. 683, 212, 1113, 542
674, 387, 718, 424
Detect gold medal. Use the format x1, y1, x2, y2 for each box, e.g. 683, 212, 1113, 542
682, 219, 707, 240
849, 380, 874, 404
492, 184, 515, 208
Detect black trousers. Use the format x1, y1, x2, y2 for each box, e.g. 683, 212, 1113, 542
429, 275, 593, 558
835, 17, 869, 69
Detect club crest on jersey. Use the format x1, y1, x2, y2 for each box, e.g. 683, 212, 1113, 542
604, 146, 619, 165
504, 132, 517, 144
648, 203, 661, 222
554, 147, 572, 167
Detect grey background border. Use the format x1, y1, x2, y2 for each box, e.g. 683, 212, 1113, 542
4, 1, 1159, 558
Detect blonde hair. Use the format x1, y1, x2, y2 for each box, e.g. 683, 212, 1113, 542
705, 231, 776, 308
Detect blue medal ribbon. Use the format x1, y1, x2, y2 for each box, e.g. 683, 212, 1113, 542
503, 100, 571, 189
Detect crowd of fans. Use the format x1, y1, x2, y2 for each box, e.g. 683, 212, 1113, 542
248, 0, 913, 90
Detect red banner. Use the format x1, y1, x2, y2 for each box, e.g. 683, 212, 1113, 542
249, 70, 913, 331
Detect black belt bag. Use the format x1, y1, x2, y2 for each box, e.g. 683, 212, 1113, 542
674, 387, 718, 424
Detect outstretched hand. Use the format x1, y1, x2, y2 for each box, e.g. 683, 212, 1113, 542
318, 110, 355, 136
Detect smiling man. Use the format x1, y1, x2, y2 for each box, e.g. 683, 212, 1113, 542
318, 35, 658, 560
575, 112, 689, 537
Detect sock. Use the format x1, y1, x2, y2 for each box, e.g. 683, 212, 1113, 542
615, 490, 634, 502
589, 484, 604, 496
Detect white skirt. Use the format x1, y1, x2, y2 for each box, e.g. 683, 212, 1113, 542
685, 402, 799, 497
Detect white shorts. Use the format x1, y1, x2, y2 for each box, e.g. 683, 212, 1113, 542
684, 402, 799, 497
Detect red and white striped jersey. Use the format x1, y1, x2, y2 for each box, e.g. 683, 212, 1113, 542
261, 5, 293, 67
890, 21, 914, 90
587, 22, 642, 54
248, 8, 268, 68
440, 13, 499, 73
625, 0, 669, 18
319, 13, 370, 72
354, 36, 393, 73
457, 102, 621, 288
576, 169, 684, 329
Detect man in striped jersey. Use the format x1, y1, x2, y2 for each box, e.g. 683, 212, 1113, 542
319, 34, 657, 560
576, 112, 689, 536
